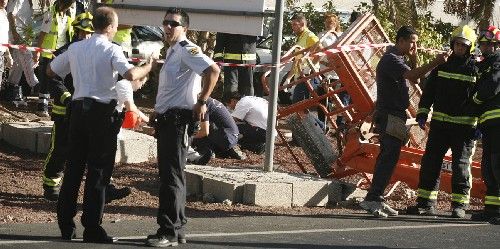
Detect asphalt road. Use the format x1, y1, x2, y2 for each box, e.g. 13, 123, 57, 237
0, 213, 499, 248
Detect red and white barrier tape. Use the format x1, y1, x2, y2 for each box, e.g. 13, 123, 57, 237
1, 43, 54, 53
1, 42, 446, 68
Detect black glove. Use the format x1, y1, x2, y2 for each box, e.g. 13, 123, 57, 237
473, 128, 482, 140
415, 113, 427, 130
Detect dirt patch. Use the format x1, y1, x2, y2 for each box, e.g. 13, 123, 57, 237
0, 100, 484, 224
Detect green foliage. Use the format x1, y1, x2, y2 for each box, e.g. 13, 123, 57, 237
356, 2, 455, 64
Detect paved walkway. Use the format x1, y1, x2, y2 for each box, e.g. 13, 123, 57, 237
0, 213, 498, 248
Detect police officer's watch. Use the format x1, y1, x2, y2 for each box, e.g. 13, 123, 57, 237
197, 99, 207, 105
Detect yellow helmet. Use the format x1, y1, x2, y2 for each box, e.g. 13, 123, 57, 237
72, 12, 94, 33
451, 25, 477, 53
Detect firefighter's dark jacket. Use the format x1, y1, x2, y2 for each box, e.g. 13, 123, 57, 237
468, 50, 500, 128
47, 39, 79, 116
417, 54, 478, 127
213, 33, 257, 63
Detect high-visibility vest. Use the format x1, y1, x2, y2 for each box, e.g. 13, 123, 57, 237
105, 0, 132, 45
113, 28, 132, 45
41, 5, 74, 59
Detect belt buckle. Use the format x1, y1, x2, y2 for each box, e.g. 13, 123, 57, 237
82, 98, 93, 112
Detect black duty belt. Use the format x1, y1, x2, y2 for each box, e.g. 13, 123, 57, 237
72, 97, 117, 113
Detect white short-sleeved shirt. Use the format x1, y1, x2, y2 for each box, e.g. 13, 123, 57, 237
154, 38, 215, 114
6, 0, 33, 40
50, 34, 134, 103
0, 9, 8, 53
41, 3, 76, 48
318, 31, 341, 80
231, 96, 268, 131
115, 79, 134, 112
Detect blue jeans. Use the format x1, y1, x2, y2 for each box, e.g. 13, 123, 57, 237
292, 77, 320, 103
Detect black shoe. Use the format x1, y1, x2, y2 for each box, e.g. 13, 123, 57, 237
406, 205, 436, 216
146, 234, 178, 247
192, 149, 213, 165
490, 217, 500, 225
61, 227, 76, 241
451, 207, 466, 218
224, 146, 247, 160
241, 142, 266, 155
105, 184, 131, 204
83, 226, 117, 244
471, 211, 500, 222
43, 186, 59, 202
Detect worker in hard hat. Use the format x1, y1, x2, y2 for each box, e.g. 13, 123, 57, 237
468, 26, 500, 224
42, 12, 132, 204
407, 25, 479, 218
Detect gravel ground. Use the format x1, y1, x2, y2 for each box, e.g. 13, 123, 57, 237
0, 99, 484, 224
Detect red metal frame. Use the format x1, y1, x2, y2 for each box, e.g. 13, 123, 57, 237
261, 13, 486, 198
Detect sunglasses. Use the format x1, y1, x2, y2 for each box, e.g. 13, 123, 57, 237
162, 20, 183, 28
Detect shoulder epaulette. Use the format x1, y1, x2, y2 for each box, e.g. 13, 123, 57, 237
179, 40, 189, 47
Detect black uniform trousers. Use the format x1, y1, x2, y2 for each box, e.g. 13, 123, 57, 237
37, 58, 52, 98
481, 126, 500, 214
365, 111, 404, 201
416, 121, 475, 208
57, 98, 120, 231
43, 114, 69, 188
155, 109, 194, 237
223, 65, 253, 99
237, 123, 266, 154
193, 126, 238, 154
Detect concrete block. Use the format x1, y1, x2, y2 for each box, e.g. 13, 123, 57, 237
37, 131, 52, 154
115, 129, 157, 163
243, 182, 292, 207
202, 177, 245, 203
328, 180, 367, 204
1, 122, 52, 153
328, 180, 343, 204
292, 180, 330, 207
185, 169, 204, 197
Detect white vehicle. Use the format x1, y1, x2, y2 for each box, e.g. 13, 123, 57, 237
254, 35, 294, 98
130, 26, 164, 60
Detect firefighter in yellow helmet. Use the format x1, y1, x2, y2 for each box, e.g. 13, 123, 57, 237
42, 12, 131, 204
468, 26, 500, 224
407, 25, 479, 218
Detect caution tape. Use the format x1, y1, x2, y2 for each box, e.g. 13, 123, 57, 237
1, 43, 54, 53
1, 42, 446, 68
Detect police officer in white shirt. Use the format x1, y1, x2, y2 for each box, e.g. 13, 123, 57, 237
225, 94, 269, 155
145, 8, 219, 247
47, 6, 152, 244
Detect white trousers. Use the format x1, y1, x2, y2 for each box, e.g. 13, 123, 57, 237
8, 49, 39, 87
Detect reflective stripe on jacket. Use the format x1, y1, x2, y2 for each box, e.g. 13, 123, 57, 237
418, 55, 478, 127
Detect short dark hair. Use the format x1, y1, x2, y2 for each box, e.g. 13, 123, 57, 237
93, 7, 116, 31
291, 13, 307, 25
222, 92, 242, 104
165, 8, 190, 27
349, 11, 361, 24
395, 26, 419, 43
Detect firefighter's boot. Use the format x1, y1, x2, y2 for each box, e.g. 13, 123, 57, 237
12, 85, 27, 107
